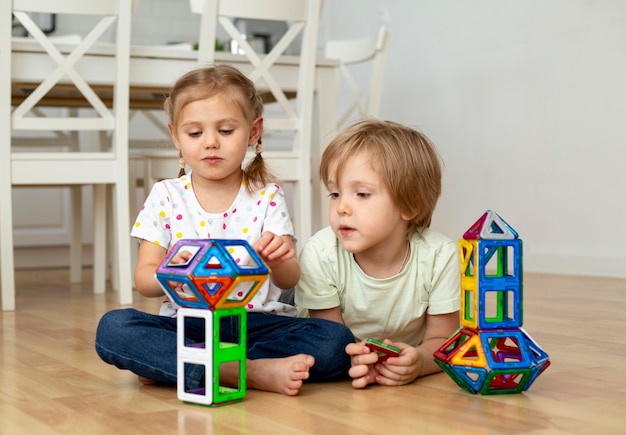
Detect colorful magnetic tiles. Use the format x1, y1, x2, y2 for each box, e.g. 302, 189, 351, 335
433, 211, 550, 395
155, 239, 269, 406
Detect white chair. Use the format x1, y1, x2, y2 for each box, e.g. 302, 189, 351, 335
0, 0, 134, 310
325, 23, 390, 130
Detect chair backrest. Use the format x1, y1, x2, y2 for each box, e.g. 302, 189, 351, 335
9, 0, 133, 138
189, 0, 320, 143
325, 23, 389, 129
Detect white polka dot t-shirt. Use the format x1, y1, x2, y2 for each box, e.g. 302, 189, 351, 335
131, 173, 297, 317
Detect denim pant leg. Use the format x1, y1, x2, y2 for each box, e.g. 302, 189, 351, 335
221, 313, 355, 382
94, 308, 206, 389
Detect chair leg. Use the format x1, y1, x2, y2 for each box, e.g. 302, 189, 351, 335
112, 184, 133, 305
69, 185, 83, 283
0, 196, 16, 311
128, 157, 141, 289
93, 184, 107, 294
106, 185, 116, 291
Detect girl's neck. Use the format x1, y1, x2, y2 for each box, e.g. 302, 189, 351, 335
191, 171, 243, 214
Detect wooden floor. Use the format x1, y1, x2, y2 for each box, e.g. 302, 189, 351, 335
1, 269, 625, 434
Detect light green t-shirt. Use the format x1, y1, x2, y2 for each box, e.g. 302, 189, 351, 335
295, 227, 460, 347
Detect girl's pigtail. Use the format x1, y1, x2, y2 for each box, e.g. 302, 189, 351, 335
178, 151, 186, 178
244, 138, 274, 191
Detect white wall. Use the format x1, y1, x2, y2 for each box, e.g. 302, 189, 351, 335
324, 0, 626, 278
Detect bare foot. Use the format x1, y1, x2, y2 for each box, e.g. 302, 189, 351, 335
245, 354, 315, 396
138, 375, 156, 385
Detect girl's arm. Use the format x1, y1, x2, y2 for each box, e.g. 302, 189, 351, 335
134, 240, 168, 298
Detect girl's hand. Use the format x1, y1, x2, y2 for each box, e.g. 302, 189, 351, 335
165, 250, 194, 294
252, 231, 300, 290
252, 231, 296, 266
169, 250, 194, 265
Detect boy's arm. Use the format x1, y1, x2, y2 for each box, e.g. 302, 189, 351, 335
309, 306, 345, 324
414, 311, 459, 377
371, 311, 459, 387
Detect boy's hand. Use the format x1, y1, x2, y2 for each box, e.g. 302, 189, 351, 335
372, 341, 421, 386
346, 339, 421, 388
345, 340, 383, 389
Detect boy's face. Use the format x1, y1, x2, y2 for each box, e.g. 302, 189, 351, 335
326, 152, 410, 256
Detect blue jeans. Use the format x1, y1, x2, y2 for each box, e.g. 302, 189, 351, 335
95, 308, 354, 390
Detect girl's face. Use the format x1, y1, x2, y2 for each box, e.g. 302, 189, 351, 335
326, 151, 410, 256
169, 95, 261, 184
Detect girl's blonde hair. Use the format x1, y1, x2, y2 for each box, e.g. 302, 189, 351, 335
320, 119, 443, 235
163, 64, 274, 191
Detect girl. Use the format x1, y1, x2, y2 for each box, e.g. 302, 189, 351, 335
295, 119, 461, 389
95, 65, 354, 396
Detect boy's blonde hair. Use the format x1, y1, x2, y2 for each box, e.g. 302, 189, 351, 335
163, 64, 273, 191
320, 119, 443, 234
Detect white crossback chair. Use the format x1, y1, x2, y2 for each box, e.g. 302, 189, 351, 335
0, 0, 134, 310
187, 0, 322, 248
325, 23, 390, 130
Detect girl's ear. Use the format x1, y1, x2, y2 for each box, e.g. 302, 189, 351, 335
168, 123, 181, 150
249, 117, 263, 146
